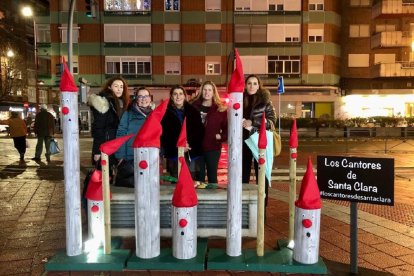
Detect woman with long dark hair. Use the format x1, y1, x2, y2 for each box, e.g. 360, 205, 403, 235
88, 76, 130, 166
161, 85, 204, 180
242, 74, 277, 206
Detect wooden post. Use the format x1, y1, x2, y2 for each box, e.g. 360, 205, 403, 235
256, 148, 266, 256
226, 49, 244, 257
60, 61, 82, 256
101, 152, 111, 254
172, 206, 197, 259
177, 147, 184, 175
134, 147, 160, 258
227, 91, 243, 257
288, 119, 298, 248
293, 158, 321, 264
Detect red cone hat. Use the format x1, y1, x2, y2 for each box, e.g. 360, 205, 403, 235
100, 133, 134, 155
227, 49, 244, 93
172, 157, 198, 207
289, 119, 298, 148
295, 158, 322, 210
59, 57, 78, 92
258, 112, 267, 149
85, 170, 103, 201
133, 99, 169, 148
177, 117, 187, 148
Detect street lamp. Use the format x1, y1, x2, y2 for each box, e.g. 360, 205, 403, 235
21, 6, 39, 113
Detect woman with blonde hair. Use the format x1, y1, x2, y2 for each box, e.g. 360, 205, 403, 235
191, 80, 227, 184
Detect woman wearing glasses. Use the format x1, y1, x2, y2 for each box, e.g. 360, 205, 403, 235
114, 87, 153, 187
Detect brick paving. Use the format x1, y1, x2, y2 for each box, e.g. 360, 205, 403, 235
1, 136, 414, 275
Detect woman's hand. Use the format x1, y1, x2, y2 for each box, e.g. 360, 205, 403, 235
216, 134, 221, 140
93, 154, 100, 161
242, 119, 252, 128
184, 142, 192, 152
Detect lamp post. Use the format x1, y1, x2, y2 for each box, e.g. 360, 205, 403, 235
21, 6, 39, 113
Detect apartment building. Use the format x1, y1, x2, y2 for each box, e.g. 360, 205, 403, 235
27, 0, 414, 120
340, 0, 414, 118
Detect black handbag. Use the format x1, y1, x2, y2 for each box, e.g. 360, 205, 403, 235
114, 159, 134, 188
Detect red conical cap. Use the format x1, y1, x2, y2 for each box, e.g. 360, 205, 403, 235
85, 170, 104, 201
258, 112, 267, 149
133, 99, 169, 148
295, 158, 322, 210
172, 157, 198, 207
100, 133, 135, 155
176, 117, 187, 148
227, 49, 244, 93
289, 119, 298, 148
59, 57, 78, 92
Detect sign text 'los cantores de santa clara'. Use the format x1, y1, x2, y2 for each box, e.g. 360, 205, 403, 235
317, 156, 394, 206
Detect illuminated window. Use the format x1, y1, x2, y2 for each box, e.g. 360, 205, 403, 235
59, 24, 79, 43
104, 0, 151, 11
165, 0, 179, 11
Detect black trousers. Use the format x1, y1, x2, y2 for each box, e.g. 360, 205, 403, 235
13, 136, 26, 155
242, 138, 269, 206
198, 149, 221, 184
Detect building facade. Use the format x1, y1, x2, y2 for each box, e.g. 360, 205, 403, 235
26, 0, 414, 121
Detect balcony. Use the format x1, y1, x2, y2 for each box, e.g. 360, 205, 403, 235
372, 0, 414, 18
371, 31, 412, 48
372, 61, 414, 77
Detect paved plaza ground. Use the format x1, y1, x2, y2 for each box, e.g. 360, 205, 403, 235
0, 135, 414, 275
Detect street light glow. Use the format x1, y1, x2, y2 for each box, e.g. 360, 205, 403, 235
6, 49, 14, 57
21, 6, 33, 17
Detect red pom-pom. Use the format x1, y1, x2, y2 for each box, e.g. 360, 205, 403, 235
302, 219, 312, 228
101, 160, 106, 166
179, 219, 187, 228
233, 103, 240, 110
258, 158, 265, 165
62, 106, 69, 115
291, 153, 297, 159
139, 160, 148, 169
91, 205, 99, 213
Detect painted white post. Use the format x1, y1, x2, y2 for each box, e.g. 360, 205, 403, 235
134, 147, 160, 258
100, 153, 111, 254
171, 157, 198, 259
293, 158, 322, 264
293, 208, 321, 264
288, 119, 298, 248
87, 199, 104, 245
226, 49, 245, 257
60, 61, 82, 256
132, 99, 168, 259
172, 206, 197, 259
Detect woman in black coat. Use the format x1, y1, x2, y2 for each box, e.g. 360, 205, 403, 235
161, 85, 204, 180
242, 74, 277, 206
88, 76, 130, 166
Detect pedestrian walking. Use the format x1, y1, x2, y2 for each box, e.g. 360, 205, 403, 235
191, 80, 227, 184
25, 114, 33, 136
114, 87, 153, 187
0, 112, 27, 161
242, 74, 277, 206
161, 85, 204, 180
88, 76, 130, 167
31, 104, 55, 162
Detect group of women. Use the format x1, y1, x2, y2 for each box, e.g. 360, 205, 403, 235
88, 75, 276, 201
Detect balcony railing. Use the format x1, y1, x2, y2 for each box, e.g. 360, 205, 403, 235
372, 0, 414, 18
371, 31, 412, 48
372, 61, 414, 77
